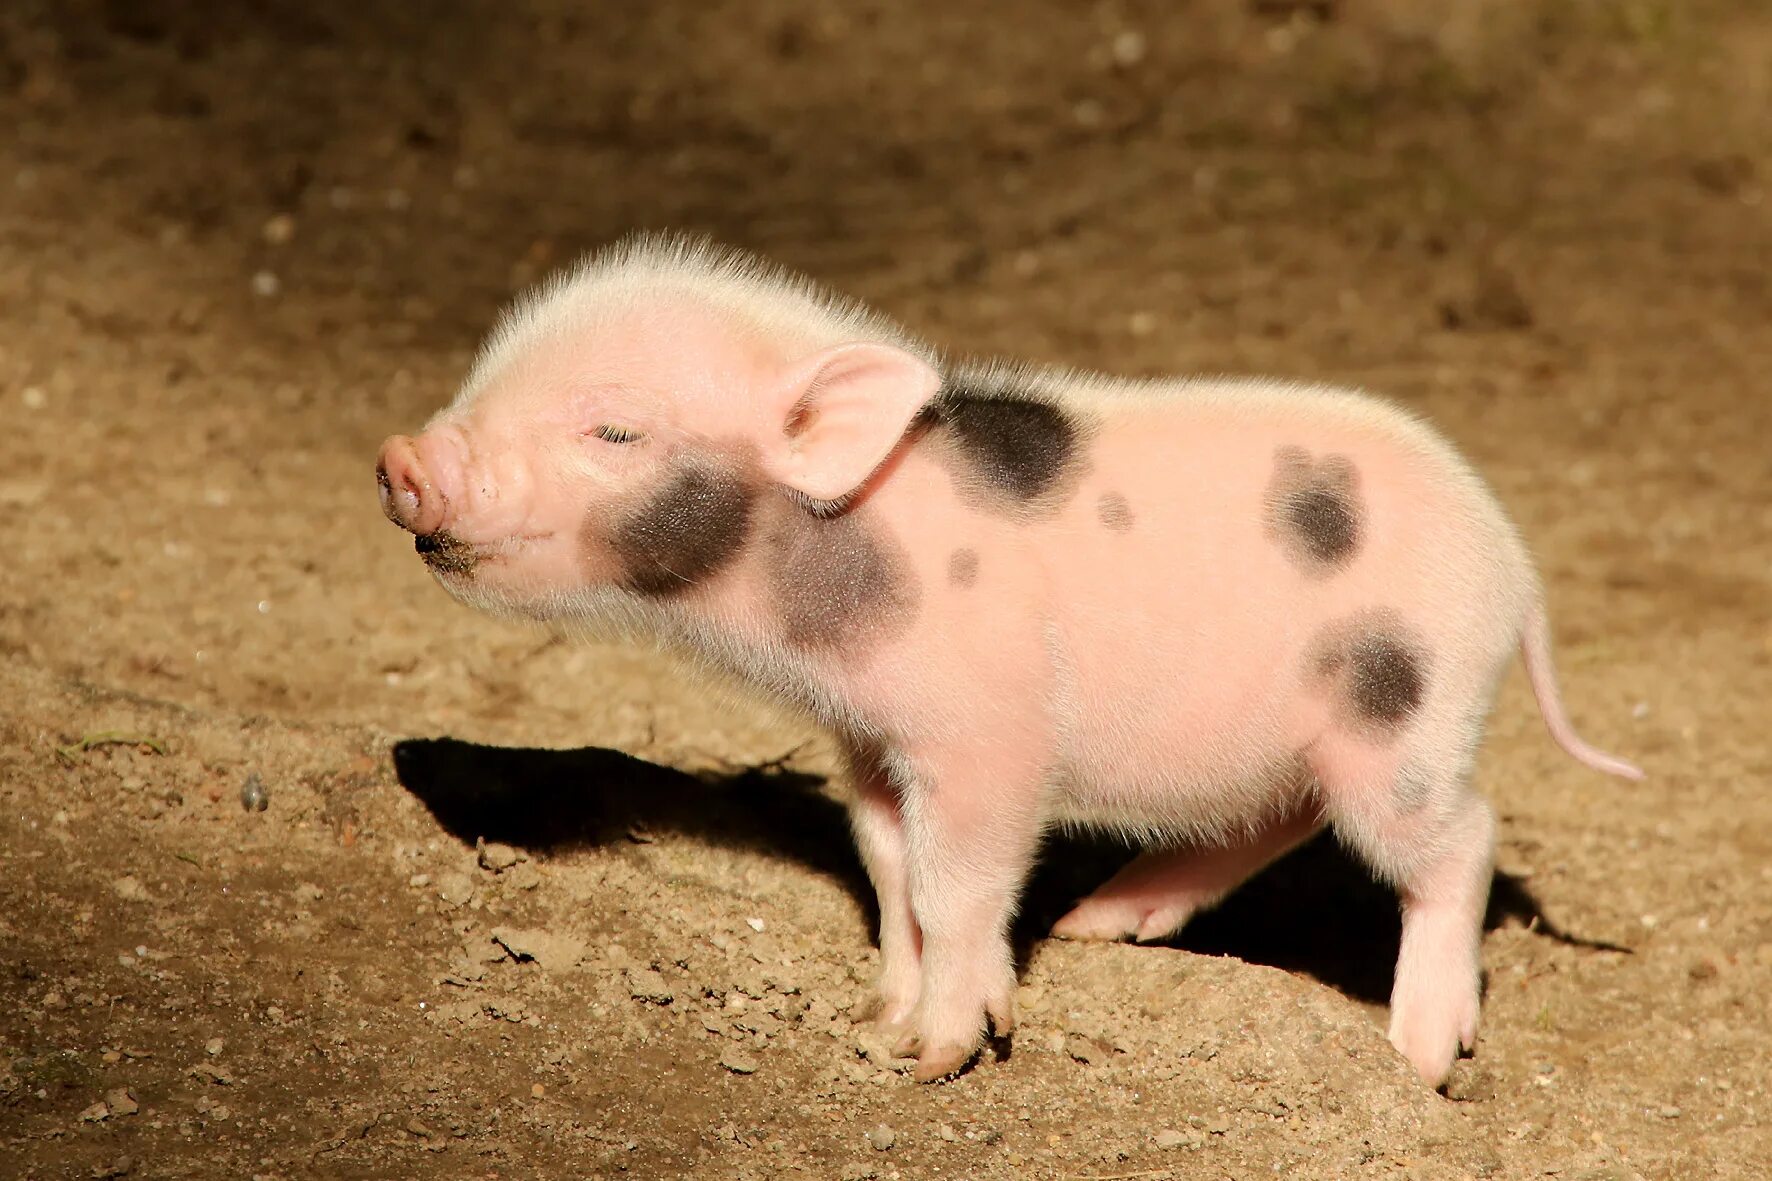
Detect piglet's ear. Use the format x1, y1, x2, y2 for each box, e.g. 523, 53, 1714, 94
764, 342, 941, 503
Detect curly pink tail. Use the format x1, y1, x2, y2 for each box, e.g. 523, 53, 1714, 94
1520, 600, 1644, 780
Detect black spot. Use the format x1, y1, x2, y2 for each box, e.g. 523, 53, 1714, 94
1265, 446, 1362, 575
417, 530, 480, 577
1287, 486, 1356, 562
610, 459, 756, 596
1348, 632, 1424, 727
765, 504, 918, 648
1311, 610, 1429, 739
1097, 492, 1133, 533
948, 548, 980, 587
916, 383, 1082, 505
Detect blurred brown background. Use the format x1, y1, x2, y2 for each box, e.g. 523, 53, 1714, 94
2, 2, 1768, 1178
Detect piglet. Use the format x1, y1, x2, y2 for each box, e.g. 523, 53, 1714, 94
376, 235, 1641, 1087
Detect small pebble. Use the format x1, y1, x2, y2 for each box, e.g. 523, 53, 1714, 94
1111, 30, 1147, 66
865, 1124, 896, 1151
105, 1088, 138, 1117
112, 876, 151, 902
746, 917, 766, 933
1659, 1106, 1682, 1119
249, 271, 280, 298
436, 873, 476, 908
239, 774, 269, 813
21, 386, 46, 410
205, 1038, 224, 1057
719, 1049, 759, 1075
261, 213, 296, 245
1155, 1129, 1189, 1150
625, 968, 674, 1003
477, 839, 521, 872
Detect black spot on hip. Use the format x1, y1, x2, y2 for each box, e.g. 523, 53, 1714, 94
915, 381, 1083, 508
1310, 608, 1428, 738
765, 503, 919, 649
1097, 491, 1134, 533
610, 459, 756, 596
1348, 632, 1424, 727
1265, 445, 1363, 575
948, 547, 980, 587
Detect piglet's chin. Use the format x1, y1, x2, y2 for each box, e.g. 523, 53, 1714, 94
415, 531, 482, 578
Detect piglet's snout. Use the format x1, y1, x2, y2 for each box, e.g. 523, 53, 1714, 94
375, 434, 445, 536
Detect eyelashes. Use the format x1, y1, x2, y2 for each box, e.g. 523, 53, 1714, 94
591, 424, 646, 444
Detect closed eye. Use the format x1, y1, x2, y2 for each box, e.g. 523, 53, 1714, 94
591, 424, 645, 444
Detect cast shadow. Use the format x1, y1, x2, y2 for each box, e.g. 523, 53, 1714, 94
391, 736, 870, 905
392, 737, 1626, 1009
1018, 833, 1629, 1005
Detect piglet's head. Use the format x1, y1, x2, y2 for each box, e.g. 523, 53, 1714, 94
376, 293, 940, 620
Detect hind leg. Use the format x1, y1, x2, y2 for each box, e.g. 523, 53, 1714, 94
1051, 804, 1322, 943
1310, 728, 1495, 1088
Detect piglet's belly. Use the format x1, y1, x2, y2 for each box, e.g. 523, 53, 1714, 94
1034, 670, 1318, 836
1048, 710, 1313, 841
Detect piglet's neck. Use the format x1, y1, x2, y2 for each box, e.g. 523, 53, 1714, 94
699, 486, 915, 645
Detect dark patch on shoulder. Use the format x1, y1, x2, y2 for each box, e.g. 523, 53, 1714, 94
915, 380, 1085, 511
416, 530, 481, 577
1264, 445, 1363, 576
765, 500, 919, 648
1097, 491, 1133, 533
1310, 608, 1429, 739
948, 547, 980, 588
609, 458, 757, 596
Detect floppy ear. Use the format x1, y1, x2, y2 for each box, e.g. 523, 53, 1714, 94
762, 342, 941, 503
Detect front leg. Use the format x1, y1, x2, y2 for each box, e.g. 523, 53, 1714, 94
894, 739, 1050, 1082
843, 741, 921, 1031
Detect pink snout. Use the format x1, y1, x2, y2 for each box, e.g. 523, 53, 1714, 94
376, 434, 446, 536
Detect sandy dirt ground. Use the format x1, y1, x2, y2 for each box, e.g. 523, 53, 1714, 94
2, 2, 1770, 1178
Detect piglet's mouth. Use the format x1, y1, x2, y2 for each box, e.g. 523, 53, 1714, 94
416, 531, 483, 577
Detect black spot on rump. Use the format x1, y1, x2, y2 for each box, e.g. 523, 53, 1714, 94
1348, 632, 1424, 727
948, 547, 979, 587
1311, 609, 1429, 738
916, 382, 1082, 506
1266, 445, 1362, 574
765, 502, 919, 648
609, 459, 757, 596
